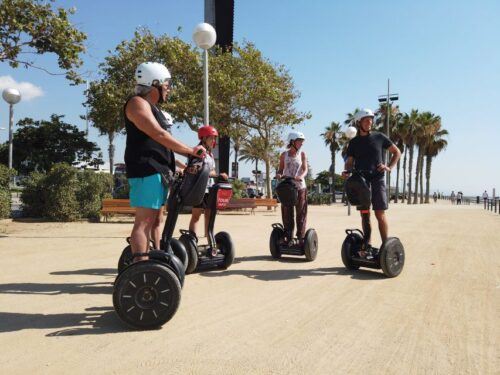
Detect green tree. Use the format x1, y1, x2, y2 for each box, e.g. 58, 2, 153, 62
0, 114, 102, 174
0, 0, 87, 83
235, 43, 310, 198
321, 121, 342, 202
401, 109, 419, 204
86, 80, 124, 174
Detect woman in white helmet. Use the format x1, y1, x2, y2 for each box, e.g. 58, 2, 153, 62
276, 130, 309, 246
125, 62, 206, 261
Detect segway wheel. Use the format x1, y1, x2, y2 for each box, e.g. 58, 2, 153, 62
117, 245, 133, 274
269, 227, 284, 259
113, 261, 182, 329
341, 232, 362, 270
379, 237, 405, 278
170, 238, 188, 272
304, 229, 318, 261
179, 233, 199, 274
215, 231, 235, 269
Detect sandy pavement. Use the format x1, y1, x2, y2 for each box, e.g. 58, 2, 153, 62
0, 202, 498, 374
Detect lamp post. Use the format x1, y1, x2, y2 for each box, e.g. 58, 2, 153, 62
378, 79, 398, 203
2, 88, 21, 169
193, 23, 217, 126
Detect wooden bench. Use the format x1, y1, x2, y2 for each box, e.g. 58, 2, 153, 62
100, 199, 167, 222
224, 198, 278, 214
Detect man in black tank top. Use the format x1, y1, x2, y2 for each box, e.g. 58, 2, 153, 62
125, 62, 206, 261
342, 108, 401, 257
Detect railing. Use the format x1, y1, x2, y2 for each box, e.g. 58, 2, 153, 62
483, 198, 499, 214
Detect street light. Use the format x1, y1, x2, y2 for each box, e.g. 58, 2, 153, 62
193, 22, 217, 126
378, 79, 399, 203
2, 88, 21, 169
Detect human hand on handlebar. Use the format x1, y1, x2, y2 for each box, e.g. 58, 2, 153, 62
219, 173, 228, 181
192, 145, 206, 158
294, 176, 302, 182
276, 174, 282, 180
377, 163, 391, 173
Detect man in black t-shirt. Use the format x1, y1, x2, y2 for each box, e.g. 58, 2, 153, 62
342, 108, 401, 257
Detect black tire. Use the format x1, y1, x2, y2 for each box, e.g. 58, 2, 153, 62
179, 233, 199, 274
117, 245, 133, 274
215, 231, 235, 269
113, 261, 182, 330
380, 237, 405, 278
269, 227, 284, 259
304, 229, 318, 261
341, 232, 362, 270
170, 238, 188, 272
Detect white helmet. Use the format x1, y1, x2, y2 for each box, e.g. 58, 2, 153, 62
354, 108, 375, 123
135, 62, 171, 86
287, 130, 305, 143
161, 111, 174, 126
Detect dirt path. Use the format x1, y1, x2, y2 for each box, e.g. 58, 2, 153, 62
0, 203, 498, 374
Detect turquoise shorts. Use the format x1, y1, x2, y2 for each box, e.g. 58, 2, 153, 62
128, 173, 168, 210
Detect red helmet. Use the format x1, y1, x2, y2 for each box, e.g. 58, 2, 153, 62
198, 125, 219, 139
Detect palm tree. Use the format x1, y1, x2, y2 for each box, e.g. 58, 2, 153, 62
389, 112, 404, 203
401, 109, 419, 204
344, 108, 361, 127
321, 121, 342, 202
414, 112, 440, 204
238, 137, 267, 194
424, 124, 448, 203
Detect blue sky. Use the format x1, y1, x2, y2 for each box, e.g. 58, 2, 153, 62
0, 0, 499, 196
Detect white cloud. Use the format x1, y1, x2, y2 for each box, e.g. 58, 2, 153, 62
0, 76, 44, 101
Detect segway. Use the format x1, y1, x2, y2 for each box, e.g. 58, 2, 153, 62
269, 177, 318, 261
178, 177, 235, 274
340, 170, 405, 278
113, 157, 210, 329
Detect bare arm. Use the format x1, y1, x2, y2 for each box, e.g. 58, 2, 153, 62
126, 97, 201, 157
344, 156, 354, 172
387, 144, 401, 170
297, 152, 308, 180
276, 153, 285, 178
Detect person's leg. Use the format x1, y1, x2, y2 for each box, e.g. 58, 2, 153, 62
295, 188, 308, 242
151, 207, 165, 249
360, 210, 372, 245
130, 207, 159, 261
128, 173, 167, 260
281, 204, 294, 241
374, 210, 388, 243
203, 209, 211, 238
189, 208, 203, 236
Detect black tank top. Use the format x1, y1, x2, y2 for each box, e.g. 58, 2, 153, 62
124, 96, 175, 178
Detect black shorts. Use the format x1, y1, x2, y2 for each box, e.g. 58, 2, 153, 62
357, 176, 388, 211
193, 193, 209, 209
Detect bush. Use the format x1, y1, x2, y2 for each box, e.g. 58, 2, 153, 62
113, 173, 129, 199
42, 164, 80, 221
231, 178, 246, 199
77, 170, 113, 220
307, 192, 332, 205
0, 188, 10, 218
21, 163, 113, 221
0, 164, 16, 219
20, 172, 46, 217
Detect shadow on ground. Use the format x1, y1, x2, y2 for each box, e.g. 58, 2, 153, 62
50, 268, 116, 277
0, 281, 113, 295
0, 306, 132, 336
199, 266, 386, 281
